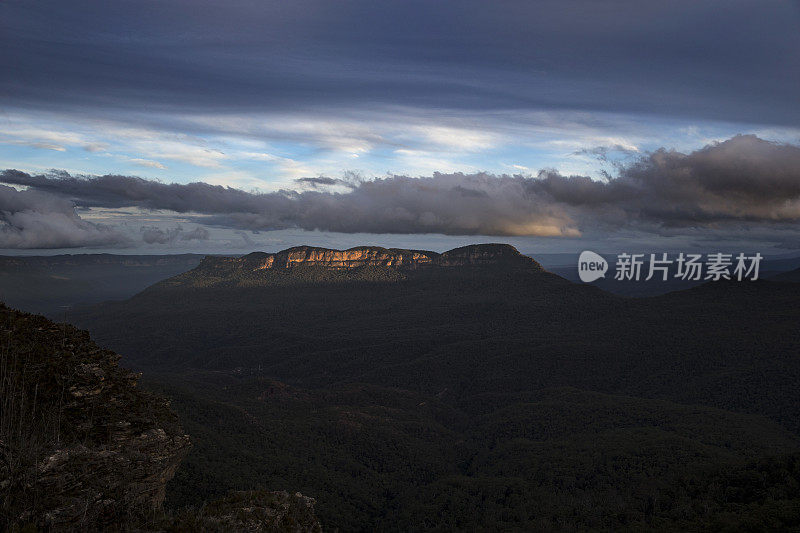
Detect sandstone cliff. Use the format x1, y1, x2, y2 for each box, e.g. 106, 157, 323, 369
0, 303, 324, 531
193, 243, 541, 277
0, 303, 190, 530
147, 243, 543, 290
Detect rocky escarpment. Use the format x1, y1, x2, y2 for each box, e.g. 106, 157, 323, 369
0, 303, 191, 530
193, 243, 541, 276
173, 490, 322, 532
150, 243, 543, 289
0, 304, 324, 531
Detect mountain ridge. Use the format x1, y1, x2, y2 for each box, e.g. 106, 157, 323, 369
0, 253, 203, 269
198, 243, 540, 271
152, 243, 548, 289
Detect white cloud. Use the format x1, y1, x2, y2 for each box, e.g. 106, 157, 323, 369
413, 125, 499, 152
201, 170, 275, 190
392, 149, 479, 175
127, 158, 167, 169
4, 107, 800, 197
0, 125, 97, 152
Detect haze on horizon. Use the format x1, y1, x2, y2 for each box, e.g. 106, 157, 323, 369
1, 0, 799, 255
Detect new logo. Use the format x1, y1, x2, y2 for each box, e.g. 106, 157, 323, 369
578, 251, 608, 282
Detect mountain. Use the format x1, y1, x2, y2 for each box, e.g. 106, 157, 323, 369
198, 243, 539, 271
0, 253, 203, 316
0, 303, 190, 530
68, 243, 800, 530
151, 243, 542, 290
550, 253, 800, 297
0, 303, 322, 532
549, 264, 706, 296
74, 244, 800, 437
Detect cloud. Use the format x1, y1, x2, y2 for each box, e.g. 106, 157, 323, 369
83, 143, 108, 152
2, 1, 798, 126
294, 176, 357, 189
413, 126, 499, 152
181, 226, 210, 241
140, 225, 210, 244
12, 142, 66, 152
0, 126, 105, 153
128, 158, 167, 169
0, 185, 128, 249
295, 176, 340, 187
542, 135, 800, 226
2, 135, 799, 241
130, 141, 227, 168
141, 226, 181, 244
0, 168, 578, 237
235, 230, 255, 246
572, 144, 639, 161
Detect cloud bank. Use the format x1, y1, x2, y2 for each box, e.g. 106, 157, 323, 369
140, 225, 210, 245
3, 1, 799, 126
0, 185, 127, 249
2, 135, 799, 248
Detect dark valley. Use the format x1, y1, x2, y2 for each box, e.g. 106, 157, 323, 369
0, 254, 203, 316
37, 244, 799, 531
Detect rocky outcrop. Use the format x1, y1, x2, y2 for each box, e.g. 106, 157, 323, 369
257, 246, 437, 270
0, 304, 190, 530
173, 490, 322, 532
195, 243, 541, 275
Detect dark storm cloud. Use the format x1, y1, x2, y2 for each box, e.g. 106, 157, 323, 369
1, 1, 798, 124
3, 136, 799, 245
572, 145, 640, 162
0, 169, 270, 213
235, 231, 255, 247
295, 177, 355, 189
538, 135, 800, 226
1, 169, 576, 236
140, 225, 209, 244
0, 184, 127, 249
181, 226, 210, 241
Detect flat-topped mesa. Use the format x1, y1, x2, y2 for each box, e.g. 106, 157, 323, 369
196, 243, 542, 273
437, 244, 540, 268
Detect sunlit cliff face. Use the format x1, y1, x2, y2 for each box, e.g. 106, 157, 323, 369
197, 243, 541, 274
256, 248, 436, 269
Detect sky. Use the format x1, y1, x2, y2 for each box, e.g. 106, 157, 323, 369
1, 0, 799, 256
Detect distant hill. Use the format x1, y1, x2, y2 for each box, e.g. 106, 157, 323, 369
0, 253, 203, 316
74, 245, 800, 433
551, 253, 800, 297
70, 243, 800, 529
153, 243, 542, 289
549, 265, 706, 296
